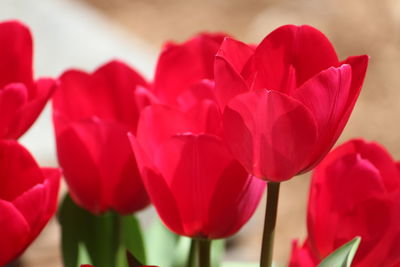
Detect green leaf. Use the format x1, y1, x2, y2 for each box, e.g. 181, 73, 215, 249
77, 243, 92, 265
144, 218, 180, 266
317, 237, 361, 267
58, 194, 87, 267
59, 194, 141, 267
120, 215, 146, 264
58, 194, 119, 267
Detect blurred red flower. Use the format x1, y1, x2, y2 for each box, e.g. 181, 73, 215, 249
130, 33, 265, 239
215, 25, 369, 182
52, 60, 152, 214
0, 140, 60, 266
289, 139, 400, 266
152, 32, 225, 108
0, 20, 57, 139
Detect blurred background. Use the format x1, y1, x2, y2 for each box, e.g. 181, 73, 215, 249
2, 0, 400, 266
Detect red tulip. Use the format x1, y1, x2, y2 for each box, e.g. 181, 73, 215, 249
0, 140, 60, 266
130, 102, 265, 239
52, 60, 151, 214
153, 32, 226, 109
215, 25, 369, 181
0, 20, 57, 139
129, 33, 264, 239
289, 139, 400, 267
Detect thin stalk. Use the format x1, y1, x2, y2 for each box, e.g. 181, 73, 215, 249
198, 239, 211, 267
260, 182, 281, 267
187, 238, 197, 267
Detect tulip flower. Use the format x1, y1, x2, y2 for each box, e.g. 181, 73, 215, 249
215, 24, 369, 182
289, 139, 400, 267
153, 32, 226, 109
131, 33, 264, 241
130, 103, 265, 239
0, 140, 60, 266
52, 60, 151, 214
0, 20, 57, 139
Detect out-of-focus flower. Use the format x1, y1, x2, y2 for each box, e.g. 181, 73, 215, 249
52, 60, 151, 214
0, 140, 60, 266
152, 32, 225, 109
289, 139, 400, 267
0, 20, 57, 139
215, 25, 369, 182
130, 33, 265, 239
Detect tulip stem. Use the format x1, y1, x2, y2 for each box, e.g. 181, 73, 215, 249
260, 182, 281, 267
187, 238, 197, 267
198, 239, 211, 267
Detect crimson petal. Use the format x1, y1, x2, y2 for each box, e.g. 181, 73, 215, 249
223, 90, 318, 181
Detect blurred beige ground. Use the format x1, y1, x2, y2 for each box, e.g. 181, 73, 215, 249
8, 0, 400, 266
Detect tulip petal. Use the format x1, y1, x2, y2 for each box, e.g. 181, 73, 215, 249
177, 79, 217, 110
128, 134, 184, 235
341, 55, 369, 107
293, 65, 352, 170
55, 61, 147, 127
55, 121, 103, 213
0, 199, 30, 266
332, 55, 369, 142
0, 83, 28, 138
40, 168, 61, 222
289, 240, 318, 267
185, 99, 223, 137
12, 184, 46, 239
214, 38, 253, 107
207, 171, 265, 238
92, 61, 147, 126
137, 105, 195, 156
252, 25, 339, 92
154, 134, 238, 237
57, 119, 147, 214
0, 140, 44, 201
102, 125, 149, 214
334, 197, 391, 266
223, 90, 317, 181
0, 21, 33, 89
7, 78, 56, 139
153, 33, 225, 104
350, 140, 400, 191
325, 154, 386, 210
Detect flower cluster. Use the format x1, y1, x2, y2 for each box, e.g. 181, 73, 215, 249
3, 17, 399, 267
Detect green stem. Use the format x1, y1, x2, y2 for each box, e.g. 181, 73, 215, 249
187, 238, 197, 267
260, 182, 281, 267
113, 213, 124, 267
198, 239, 211, 267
